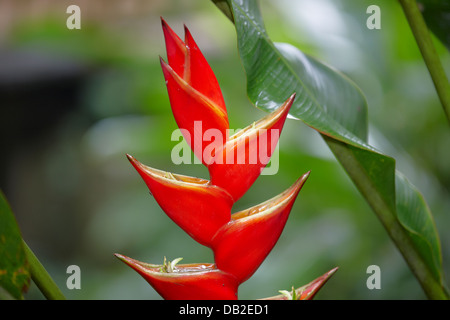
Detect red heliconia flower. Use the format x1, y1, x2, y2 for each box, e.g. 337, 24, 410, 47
116, 18, 337, 300
115, 254, 238, 300
126, 154, 233, 248
211, 172, 309, 284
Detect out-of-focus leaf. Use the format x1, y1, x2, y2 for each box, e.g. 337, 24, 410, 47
213, 0, 447, 298
0, 190, 30, 300
418, 0, 450, 50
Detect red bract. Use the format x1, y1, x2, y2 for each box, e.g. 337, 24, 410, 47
211, 172, 309, 284
160, 17, 293, 199
115, 17, 337, 300
208, 94, 294, 202
115, 254, 238, 300
126, 154, 233, 247
160, 18, 228, 165
161, 18, 227, 116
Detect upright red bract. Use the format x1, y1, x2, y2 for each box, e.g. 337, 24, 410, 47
115, 17, 336, 300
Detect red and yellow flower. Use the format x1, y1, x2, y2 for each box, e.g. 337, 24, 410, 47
115, 18, 336, 300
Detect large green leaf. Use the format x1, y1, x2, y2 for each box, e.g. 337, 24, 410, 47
213, 0, 448, 299
0, 190, 30, 299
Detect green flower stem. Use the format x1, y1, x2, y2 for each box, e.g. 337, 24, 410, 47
399, 0, 450, 124
23, 240, 66, 300
325, 136, 450, 300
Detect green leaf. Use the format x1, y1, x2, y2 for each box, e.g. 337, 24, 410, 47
0, 190, 30, 300
395, 172, 443, 281
214, 0, 448, 299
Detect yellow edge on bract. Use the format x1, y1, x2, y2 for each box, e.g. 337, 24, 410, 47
127, 154, 209, 186
162, 59, 229, 129
115, 253, 218, 277
231, 171, 309, 222
227, 93, 295, 143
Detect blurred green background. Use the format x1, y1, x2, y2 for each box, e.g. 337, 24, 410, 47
1, 0, 449, 300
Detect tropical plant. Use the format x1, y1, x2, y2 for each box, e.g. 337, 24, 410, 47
0, 0, 449, 300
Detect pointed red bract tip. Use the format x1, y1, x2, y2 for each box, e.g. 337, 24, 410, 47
298, 267, 338, 300
183, 25, 227, 115
161, 16, 187, 78
260, 266, 338, 300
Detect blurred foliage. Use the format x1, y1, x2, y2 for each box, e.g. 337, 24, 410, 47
0, 0, 449, 299
419, 0, 450, 50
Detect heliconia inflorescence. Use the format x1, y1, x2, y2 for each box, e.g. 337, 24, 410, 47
115, 17, 337, 300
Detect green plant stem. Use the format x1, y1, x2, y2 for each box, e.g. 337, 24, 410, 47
325, 136, 450, 300
399, 0, 450, 124
23, 240, 66, 300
